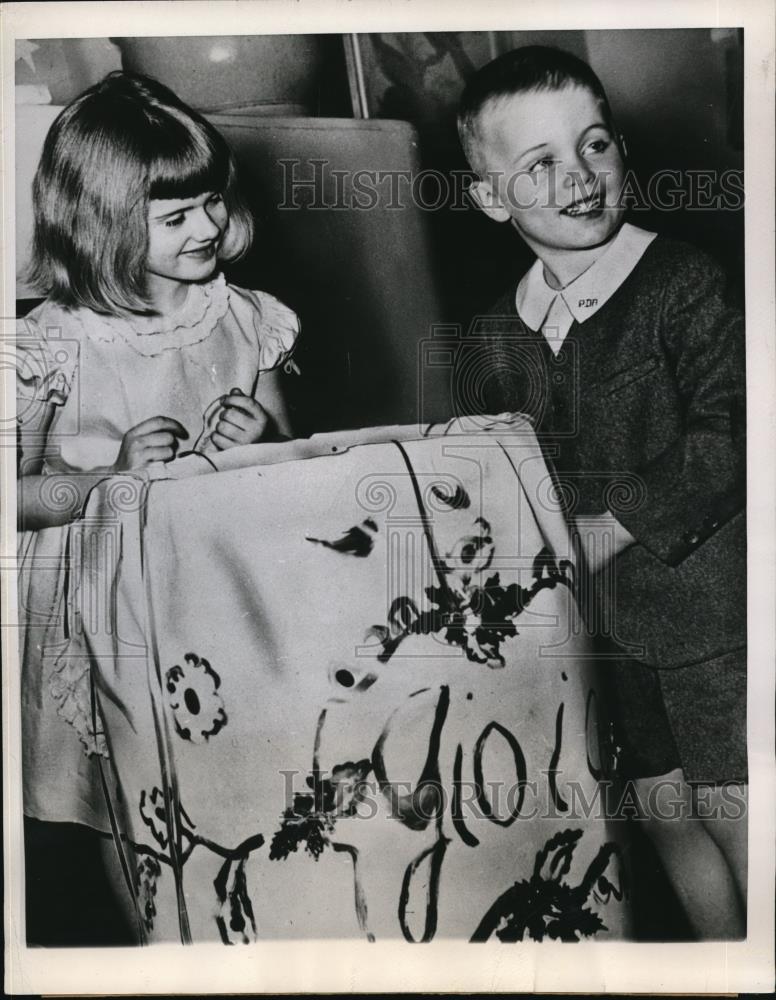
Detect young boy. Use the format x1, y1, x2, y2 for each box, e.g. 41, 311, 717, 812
456, 46, 747, 938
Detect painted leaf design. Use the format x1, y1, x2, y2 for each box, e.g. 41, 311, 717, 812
269, 760, 372, 861
471, 829, 621, 943
327, 759, 373, 816
306, 519, 378, 557
369, 543, 573, 667
431, 483, 470, 509
536, 828, 582, 882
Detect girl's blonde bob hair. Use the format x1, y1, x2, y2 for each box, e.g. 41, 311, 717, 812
28, 71, 254, 315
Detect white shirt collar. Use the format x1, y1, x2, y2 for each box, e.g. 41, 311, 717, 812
515, 223, 658, 352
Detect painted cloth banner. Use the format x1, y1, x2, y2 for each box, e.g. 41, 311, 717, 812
72, 419, 629, 942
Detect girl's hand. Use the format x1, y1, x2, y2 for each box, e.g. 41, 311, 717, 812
212, 388, 271, 450
112, 416, 188, 471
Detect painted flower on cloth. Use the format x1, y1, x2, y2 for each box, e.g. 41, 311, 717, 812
443, 516, 496, 588
139, 786, 195, 851
165, 652, 227, 743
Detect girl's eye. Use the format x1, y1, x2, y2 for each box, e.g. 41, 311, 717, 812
585, 138, 610, 155
529, 157, 554, 174
165, 215, 185, 228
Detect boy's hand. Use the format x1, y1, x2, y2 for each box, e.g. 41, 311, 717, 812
211, 387, 270, 450
113, 416, 188, 470
574, 511, 636, 573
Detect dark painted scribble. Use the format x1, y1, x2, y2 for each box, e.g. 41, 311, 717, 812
332, 841, 375, 942
398, 826, 451, 943
372, 686, 450, 831
585, 688, 620, 782
470, 829, 623, 942
372, 686, 453, 941
214, 855, 257, 945
548, 703, 569, 813
306, 518, 378, 557
431, 483, 471, 510
452, 743, 479, 847
265, 710, 376, 939
473, 721, 527, 826
585, 689, 603, 781
133, 783, 266, 943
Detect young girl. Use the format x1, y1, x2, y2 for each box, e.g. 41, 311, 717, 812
17, 71, 299, 926
455, 47, 747, 939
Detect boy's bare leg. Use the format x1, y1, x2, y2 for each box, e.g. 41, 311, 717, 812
700, 784, 748, 914
634, 770, 746, 940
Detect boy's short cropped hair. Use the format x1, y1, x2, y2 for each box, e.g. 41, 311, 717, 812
458, 45, 618, 176
28, 71, 254, 316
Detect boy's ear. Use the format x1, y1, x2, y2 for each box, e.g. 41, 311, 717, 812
468, 178, 512, 224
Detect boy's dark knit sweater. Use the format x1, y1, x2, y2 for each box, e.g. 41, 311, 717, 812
459, 236, 746, 669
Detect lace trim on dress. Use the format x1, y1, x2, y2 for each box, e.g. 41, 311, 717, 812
75, 273, 231, 357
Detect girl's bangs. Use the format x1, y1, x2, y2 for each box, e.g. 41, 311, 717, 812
148, 121, 229, 200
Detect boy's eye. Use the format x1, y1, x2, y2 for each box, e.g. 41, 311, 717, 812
208, 193, 224, 206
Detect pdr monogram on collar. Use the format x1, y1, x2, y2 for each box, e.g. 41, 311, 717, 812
578, 297, 598, 308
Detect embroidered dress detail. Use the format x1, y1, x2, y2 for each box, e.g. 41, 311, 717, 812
74, 273, 230, 356
48, 653, 109, 758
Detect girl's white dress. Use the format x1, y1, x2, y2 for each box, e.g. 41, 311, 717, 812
16, 274, 299, 829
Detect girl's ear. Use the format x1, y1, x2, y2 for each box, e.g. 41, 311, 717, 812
468, 178, 512, 224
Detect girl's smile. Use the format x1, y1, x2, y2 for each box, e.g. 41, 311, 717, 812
146, 191, 228, 307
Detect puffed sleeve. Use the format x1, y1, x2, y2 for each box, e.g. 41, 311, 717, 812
245, 290, 301, 373
16, 308, 78, 408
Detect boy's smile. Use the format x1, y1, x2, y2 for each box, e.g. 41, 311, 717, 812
471, 85, 626, 284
